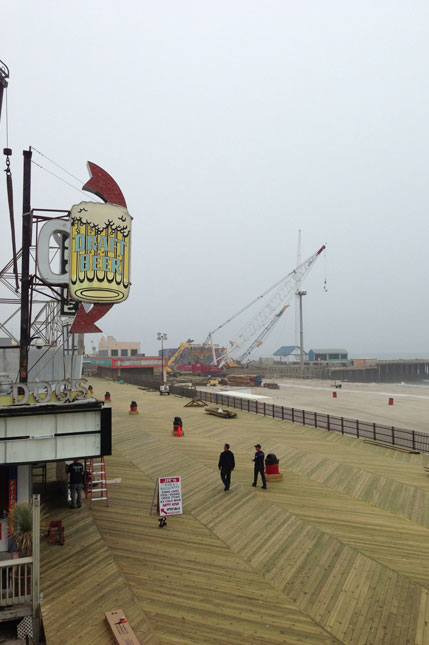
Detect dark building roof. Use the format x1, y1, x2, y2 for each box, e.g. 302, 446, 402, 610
309, 348, 348, 354
274, 346, 300, 356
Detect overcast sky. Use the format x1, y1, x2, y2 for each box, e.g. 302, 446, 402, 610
1, 1, 428, 359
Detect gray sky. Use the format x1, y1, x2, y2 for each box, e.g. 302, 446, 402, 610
1, 1, 429, 359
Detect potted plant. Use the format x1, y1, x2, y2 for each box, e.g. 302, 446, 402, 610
11, 502, 33, 556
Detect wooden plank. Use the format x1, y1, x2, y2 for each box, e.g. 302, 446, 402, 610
105, 610, 140, 645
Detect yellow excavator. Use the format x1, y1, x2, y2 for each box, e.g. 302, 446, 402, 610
166, 339, 194, 373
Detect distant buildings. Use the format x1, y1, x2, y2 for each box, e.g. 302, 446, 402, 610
308, 348, 348, 362
97, 335, 141, 358
274, 346, 348, 362
273, 346, 307, 362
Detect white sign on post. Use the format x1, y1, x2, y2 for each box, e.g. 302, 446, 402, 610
158, 476, 182, 516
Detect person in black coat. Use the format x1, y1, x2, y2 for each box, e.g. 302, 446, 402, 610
252, 443, 267, 489
218, 443, 235, 491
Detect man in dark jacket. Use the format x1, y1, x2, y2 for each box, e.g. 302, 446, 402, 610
252, 443, 267, 489
218, 443, 235, 491
67, 459, 84, 508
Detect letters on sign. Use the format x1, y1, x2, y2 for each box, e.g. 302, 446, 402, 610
11, 378, 89, 405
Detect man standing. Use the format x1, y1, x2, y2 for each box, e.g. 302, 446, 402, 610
218, 443, 235, 491
67, 459, 84, 508
252, 444, 267, 489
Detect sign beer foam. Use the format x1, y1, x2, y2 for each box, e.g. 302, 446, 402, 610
69, 202, 132, 303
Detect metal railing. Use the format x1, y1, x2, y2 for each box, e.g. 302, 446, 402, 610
0, 557, 32, 607
181, 388, 429, 453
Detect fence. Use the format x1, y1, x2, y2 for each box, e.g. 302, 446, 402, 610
168, 385, 429, 453
0, 556, 32, 608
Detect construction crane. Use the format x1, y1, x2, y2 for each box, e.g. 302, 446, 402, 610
166, 339, 194, 372
208, 244, 326, 367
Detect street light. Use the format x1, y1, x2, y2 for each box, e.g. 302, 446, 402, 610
296, 291, 307, 377
157, 332, 167, 383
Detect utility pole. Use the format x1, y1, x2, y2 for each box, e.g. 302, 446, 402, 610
297, 290, 307, 378
19, 148, 32, 382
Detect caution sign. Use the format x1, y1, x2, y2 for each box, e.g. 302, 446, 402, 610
158, 476, 182, 516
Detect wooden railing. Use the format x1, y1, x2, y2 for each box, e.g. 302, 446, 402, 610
0, 556, 32, 607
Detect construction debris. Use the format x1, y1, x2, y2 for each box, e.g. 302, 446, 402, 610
184, 398, 208, 407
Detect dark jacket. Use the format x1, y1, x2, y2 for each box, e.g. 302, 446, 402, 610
218, 450, 235, 470
67, 461, 84, 484
253, 450, 265, 469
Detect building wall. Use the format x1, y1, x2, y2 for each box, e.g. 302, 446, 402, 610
98, 335, 140, 358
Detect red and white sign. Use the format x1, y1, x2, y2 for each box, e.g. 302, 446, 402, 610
158, 476, 182, 516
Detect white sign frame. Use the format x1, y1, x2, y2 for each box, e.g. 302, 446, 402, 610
158, 476, 182, 516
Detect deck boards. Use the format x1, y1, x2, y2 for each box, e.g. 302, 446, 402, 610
39, 377, 429, 644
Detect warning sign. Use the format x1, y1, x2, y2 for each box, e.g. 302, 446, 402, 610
158, 476, 182, 516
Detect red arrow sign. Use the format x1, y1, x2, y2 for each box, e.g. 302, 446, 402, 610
70, 303, 114, 333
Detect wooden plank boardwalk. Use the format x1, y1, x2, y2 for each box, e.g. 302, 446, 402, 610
39, 377, 429, 644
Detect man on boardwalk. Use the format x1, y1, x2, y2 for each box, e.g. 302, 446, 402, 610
252, 444, 267, 489
67, 459, 84, 508
218, 443, 235, 491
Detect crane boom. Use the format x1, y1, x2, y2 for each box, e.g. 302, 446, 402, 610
213, 244, 326, 367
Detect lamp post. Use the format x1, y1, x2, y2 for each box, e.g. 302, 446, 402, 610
296, 290, 307, 378
157, 332, 167, 383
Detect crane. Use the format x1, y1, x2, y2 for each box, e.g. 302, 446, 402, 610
166, 339, 194, 372
208, 244, 326, 367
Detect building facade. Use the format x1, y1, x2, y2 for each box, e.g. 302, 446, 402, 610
98, 335, 141, 358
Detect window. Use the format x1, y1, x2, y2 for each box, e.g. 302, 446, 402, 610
98, 350, 108, 357
120, 349, 128, 357
130, 349, 138, 356
111, 349, 118, 357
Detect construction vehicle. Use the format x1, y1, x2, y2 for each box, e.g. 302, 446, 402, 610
208, 378, 219, 386
166, 339, 194, 372
204, 244, 326, 367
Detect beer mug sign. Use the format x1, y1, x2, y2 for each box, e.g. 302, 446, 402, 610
37, 202, 132, 304
69, 202, 131, 303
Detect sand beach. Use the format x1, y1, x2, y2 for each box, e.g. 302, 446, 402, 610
208, 378, 429, 433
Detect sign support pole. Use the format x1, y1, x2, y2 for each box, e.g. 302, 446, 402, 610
19, 148, 32, 383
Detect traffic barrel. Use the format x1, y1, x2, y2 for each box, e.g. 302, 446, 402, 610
389, 397, 394, 405
104, 392, 111, 403
129, 400, 138, 415
333, 391, 337, 398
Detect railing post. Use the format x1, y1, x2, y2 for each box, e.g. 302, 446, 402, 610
32, 494, 40, 643
412, 430, 416, 451
273, 405, 275, 418
392, 426, 395, 445
303, 410, 305, 426
282, 406, 284, 421
256, 401, 258, 415
248, 398, 250, 412
264, 402, 266, 416
292, 408, 294, 423
315, 412, 318, 428
356, 420, 360, 439
327, 414, 330, 431
341, 417, 344, 435
373, 423, 376, 440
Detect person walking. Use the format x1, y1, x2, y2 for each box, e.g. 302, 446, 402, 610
218, 443, 235, 491
252, 443, 267, 489
67, 459, 84, 508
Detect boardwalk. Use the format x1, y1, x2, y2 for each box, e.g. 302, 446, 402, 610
39, 377, 429, 644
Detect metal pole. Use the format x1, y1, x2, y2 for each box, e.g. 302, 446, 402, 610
19, 149, 32, 382
32, 494, 40, 643
161, 336, 164, 384
297, 290, 307, 378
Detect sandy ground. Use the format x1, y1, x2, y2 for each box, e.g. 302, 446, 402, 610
202, 378, 429, 433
